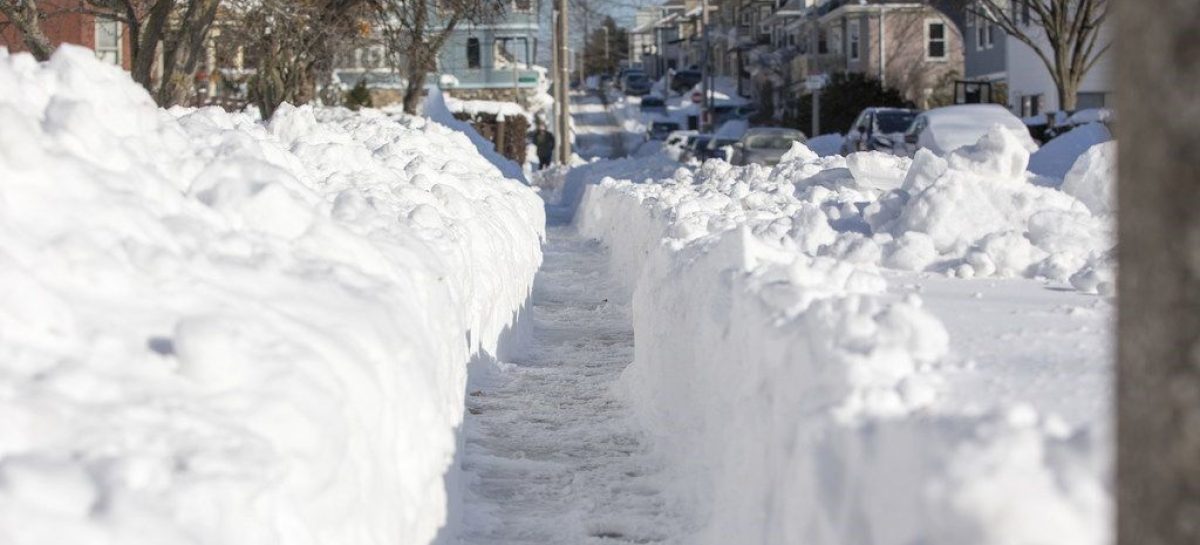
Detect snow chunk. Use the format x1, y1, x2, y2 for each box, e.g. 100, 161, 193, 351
1061, 142, 1117, 216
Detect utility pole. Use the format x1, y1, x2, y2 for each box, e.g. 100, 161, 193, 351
700, 0, 711, 132
555, 0, 571, 164
602, 26, 610, 70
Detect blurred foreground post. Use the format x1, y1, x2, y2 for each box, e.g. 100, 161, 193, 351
1116, 1, 1200, 544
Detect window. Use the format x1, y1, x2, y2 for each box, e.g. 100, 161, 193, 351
1076, 92, 1108, 109
975, 17, 986, 51
830, 27, 842, 55
848, 20, 860, 61
467, 37, 481, 69
1021, 94, 1044, 117
95, 18, 121, 65
1021, 0, 1032, 25
817, 29, 828, 54
926, 20, 947, 60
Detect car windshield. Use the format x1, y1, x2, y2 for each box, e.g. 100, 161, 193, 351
628, 74, 648, 83
745, 133, 800, 149
876, 111, 917, 133
652, 122, 678, 131
643, 98, 663, 106
692, 137, 712, 149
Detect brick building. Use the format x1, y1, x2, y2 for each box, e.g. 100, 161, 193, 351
1, 0, 131, 69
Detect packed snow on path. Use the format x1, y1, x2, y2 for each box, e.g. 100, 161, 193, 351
457, 226, 686, 544
0, 46, 544, 545
569, 126, 1116, 544
570, 93, 629, 160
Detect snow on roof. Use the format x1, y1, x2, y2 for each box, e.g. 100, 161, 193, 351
443, 97, 531, 121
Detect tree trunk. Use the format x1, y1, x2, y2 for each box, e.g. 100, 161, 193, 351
0, 0, 53, 61
1117, 1, 1200, 544
1057, 73, 1078, 111
403, 65, 427, 114
156, 0, 220, 106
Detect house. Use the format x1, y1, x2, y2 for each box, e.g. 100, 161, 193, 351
799, 0, 965, 109
0, 0, 131, 69
335, 0, 541, 107
437, 0, 541, 103
961, 0, 1113, 117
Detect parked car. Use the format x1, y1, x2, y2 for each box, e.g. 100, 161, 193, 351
669, 69, 703, 94
647, 119, 682, 141
624, 72, 652, 96
640, 96, 668, 114
841, 107, 919, 155
711, 103, 757, 126
898, 104, 1039, 156
705, 135, 742, 162
681, 134, 714, 162
663, 130, 699, 160
731, 128, 808, 166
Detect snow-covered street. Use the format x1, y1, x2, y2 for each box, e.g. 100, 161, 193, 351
459, 226, 683, 544
571, 93, 628, 160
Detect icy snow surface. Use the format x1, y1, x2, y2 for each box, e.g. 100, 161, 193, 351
0, 46, 543, 545
459, 227, 686, 544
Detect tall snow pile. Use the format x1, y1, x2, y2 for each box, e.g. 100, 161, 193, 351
0, 46, 543, 545
575, 135, 1112, 544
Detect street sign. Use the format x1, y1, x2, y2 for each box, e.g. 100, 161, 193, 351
805, 74, 828, 92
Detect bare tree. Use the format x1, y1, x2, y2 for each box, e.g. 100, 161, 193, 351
0, 0, 54, 60
226, 0, 377, 118
376, 0, 505, 114
963, 0, 1109, 111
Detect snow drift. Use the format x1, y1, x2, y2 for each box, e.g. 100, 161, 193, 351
574, 133, 1113, 544
0, 46, 543, 545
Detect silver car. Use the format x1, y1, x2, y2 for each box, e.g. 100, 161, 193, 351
731, 128, 808, 166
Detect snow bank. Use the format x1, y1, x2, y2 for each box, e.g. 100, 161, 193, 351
573, 124, 1112, 544
0, 46, 543, 545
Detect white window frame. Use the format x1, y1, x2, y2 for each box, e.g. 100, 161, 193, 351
925, 19, 948, 61
848, 19, 860, 61
94, 17, 122, 65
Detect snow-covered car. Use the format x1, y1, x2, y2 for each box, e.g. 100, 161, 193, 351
681, 134, 714, 162
841, 107, 918, 155
898, 104, 1039, 156
731, 127, 807, 166
663, 130, 699, 160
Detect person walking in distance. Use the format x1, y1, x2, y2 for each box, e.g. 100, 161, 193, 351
534, 120, 556, 170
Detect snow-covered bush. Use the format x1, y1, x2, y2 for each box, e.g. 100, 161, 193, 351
0, 46, 543, 545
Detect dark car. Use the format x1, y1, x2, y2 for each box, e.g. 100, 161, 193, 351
681, 134, 714, 162
624, 72, 652, 96
640, 96, 667, 114
841, 107, 919, 155
669, 69, 703, 94
647, 120, 682, 141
